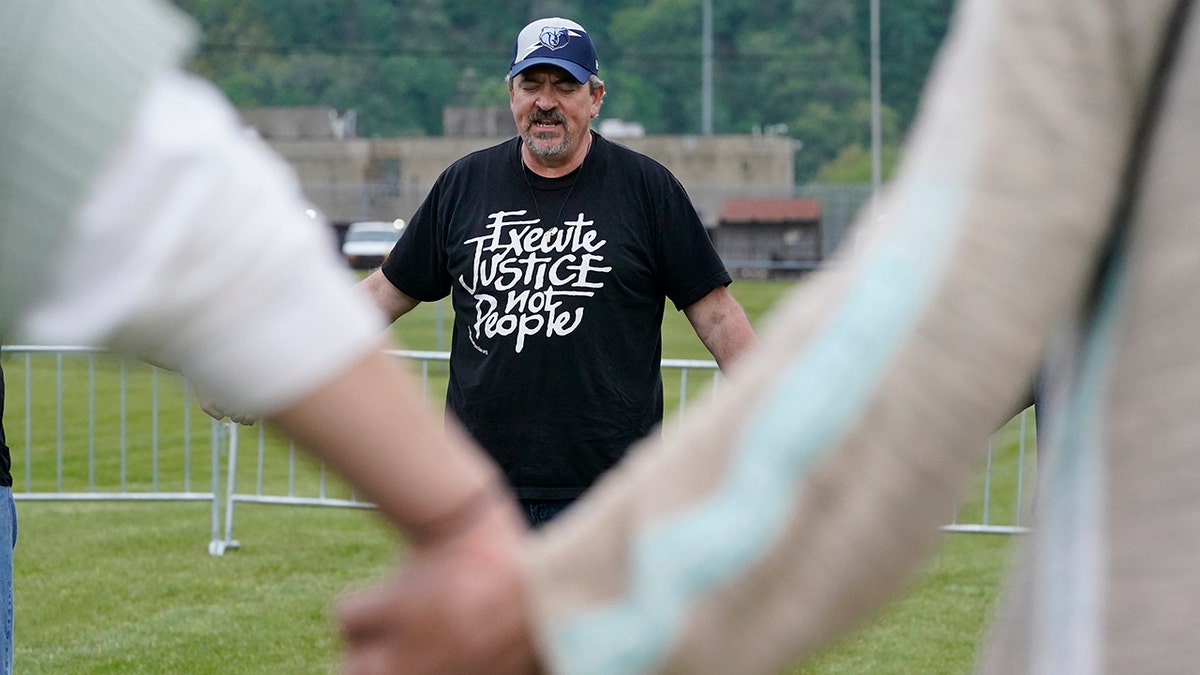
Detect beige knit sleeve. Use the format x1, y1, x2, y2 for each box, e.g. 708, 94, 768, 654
522, 0, 1147, 672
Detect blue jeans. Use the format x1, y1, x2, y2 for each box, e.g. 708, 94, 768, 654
0, 488, 14, 675
519, 498, 573, 528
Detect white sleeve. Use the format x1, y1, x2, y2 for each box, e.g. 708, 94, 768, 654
18, 71, 386, 416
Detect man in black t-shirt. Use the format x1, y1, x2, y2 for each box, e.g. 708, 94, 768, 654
359, 17, 759, 527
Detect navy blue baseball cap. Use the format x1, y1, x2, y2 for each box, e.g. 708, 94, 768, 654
509, 18, 599, 84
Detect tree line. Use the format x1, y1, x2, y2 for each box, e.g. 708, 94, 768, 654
174, 0, 957, 183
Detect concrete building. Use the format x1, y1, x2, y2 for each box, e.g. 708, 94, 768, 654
241, 106, 800, 233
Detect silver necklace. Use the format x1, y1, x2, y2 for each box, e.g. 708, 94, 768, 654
520, 133, 592, 228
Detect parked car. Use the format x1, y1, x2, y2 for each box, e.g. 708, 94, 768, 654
341, 220, 404, 269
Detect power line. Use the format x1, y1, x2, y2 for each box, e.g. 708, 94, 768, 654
196, 40, 856, 66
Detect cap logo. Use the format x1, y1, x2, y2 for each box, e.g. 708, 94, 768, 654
539, 26, 571, 50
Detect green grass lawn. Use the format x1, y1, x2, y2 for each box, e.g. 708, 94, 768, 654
5, 277, 1029, 674
789, 533, 1017, 675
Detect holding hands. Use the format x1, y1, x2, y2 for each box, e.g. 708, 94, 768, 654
337, 492, 542, 675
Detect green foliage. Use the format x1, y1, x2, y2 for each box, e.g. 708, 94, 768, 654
815, 142, 902, 183
792, 97, 901, 182
852, 0, 958, 131
174, 0, 955, 177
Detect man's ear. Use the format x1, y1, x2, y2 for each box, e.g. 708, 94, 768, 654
591, 84, 605, 117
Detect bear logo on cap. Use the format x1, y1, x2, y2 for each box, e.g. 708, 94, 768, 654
540, 26, 570, 50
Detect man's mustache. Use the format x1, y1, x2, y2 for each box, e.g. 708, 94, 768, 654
529, 110, 566, 126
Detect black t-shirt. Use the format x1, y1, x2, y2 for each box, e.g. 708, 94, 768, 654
0, 363, 11, 487
381, 133, 731, 499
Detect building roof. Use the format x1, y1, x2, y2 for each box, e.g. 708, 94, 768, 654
719, 198, 821, 223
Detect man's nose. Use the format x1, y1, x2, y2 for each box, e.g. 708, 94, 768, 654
535, 91, 557, 111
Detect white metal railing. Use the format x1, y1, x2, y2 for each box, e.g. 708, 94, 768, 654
2, 345, 224, 550
2, 345, 1034, 557
212, 351, 725, 554
943, 406, 1036, 534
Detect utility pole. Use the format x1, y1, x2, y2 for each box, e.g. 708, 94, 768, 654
702, 0, 713, 135
869, 0, 882, 199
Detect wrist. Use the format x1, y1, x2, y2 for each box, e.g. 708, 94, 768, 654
406, 480, 517, 546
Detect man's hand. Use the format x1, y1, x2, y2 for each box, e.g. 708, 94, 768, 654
338, 495, 543, 675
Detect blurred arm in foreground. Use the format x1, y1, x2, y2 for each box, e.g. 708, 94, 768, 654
2, 3, 533, 673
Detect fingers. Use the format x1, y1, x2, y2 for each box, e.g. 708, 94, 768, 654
336, 574, 457, 675
338, 585, 409, 675
339, 642, 389, 675
226, 410, 259, 426
197, 395, 227, 421
338, 583, 400, 647
197, 393, 258, 425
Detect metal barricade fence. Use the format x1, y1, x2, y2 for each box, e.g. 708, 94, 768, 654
2, 345, 225, 552
2, 346, 1034, 557
944, 406, 1036, 534
213, 352, 726, 554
